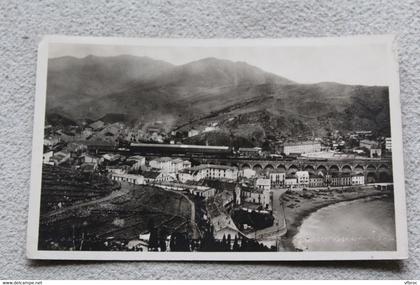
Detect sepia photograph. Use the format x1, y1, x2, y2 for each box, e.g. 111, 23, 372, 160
26, 35, 407, 260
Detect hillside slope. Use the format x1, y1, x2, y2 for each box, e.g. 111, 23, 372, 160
45, 56, 391, 144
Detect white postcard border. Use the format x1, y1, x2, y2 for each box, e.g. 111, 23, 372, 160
26, 35, 408, 260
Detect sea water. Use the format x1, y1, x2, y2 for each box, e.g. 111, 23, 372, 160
293, 196, 396, 251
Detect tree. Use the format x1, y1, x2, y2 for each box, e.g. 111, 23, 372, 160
222, 234, 227, 251
169, 234, 175, 251
159, 227, 168, 252
226, 234, 231, 251
233, 235, 240, 251
147, 218, 159, 251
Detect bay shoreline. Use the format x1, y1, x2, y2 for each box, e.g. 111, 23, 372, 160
279, 187, 393, 251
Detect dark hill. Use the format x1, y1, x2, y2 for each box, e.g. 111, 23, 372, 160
45, 55, 391, 144
156, 57, 293, 89
46, 55, 175, 111
45, 113, 78, 127
98, 113, 130, 124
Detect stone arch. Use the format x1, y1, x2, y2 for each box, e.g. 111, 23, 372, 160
366, 172, 377, 183
303, 165, 315, 174
287, 164, 298, 175
241, 163, 251, 170
354, 164, 364, 174
253, 164, 263, 174
377, 166, 392, 182
329, 165, 339, 174
378, 171, 392, 182
378, 164, 389, 170
263, 164, 274, 174
276, 164, 286, 173
367, 164, 377, 171
316, 165, 327, 175
231, 163, 239, 168
341, 165, 352, 173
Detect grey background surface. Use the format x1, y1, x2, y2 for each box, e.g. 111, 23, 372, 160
1, 0, 419, 279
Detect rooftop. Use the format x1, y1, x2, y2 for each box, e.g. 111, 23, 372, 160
284, 141, 321, 146
238, 147, 261, 152
286, 175, 297, 179
127, 155, 145, 161
194, 164, 237, 171
142, 171, 160, 179
151, 157, 172, 162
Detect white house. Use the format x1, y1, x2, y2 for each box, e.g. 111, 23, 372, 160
111, 173, 145, 185
296, 171, 309, 186
43, 151, 54, 165
127, 155, 146, 170
240, 168, 256, 179
178, 164, 238, 183
51, 151, 70, 166
149, 157, 172, 172
269, 170, 286, 186
82, 154, 101, 166
285, 175, 298, 187
189, 186, 216, 199
351, 174, 365, 185
256, 178, 271, 191
211, 213, 241, 240
385, 137, 392, 151
149, 157, 191, 174
106, 166, 126, 175
188, 129, 200, 137
155, 172, 177, 183
242, 187, 271, 210
142, 171, 161, 184
370, 148, 382, 158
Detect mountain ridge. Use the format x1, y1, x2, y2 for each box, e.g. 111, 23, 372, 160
45, 55, 391, 143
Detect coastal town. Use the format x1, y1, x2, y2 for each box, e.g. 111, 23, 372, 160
39, 116, 394, 252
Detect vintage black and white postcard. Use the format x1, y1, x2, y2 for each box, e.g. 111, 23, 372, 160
27, 35, 408, 260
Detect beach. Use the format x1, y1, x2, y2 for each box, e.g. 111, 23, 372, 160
279, 186, 394, 251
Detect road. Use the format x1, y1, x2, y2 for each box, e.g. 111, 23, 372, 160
247, 188, 288, 240
41, 181, 132, 224
154, 185, 199, 239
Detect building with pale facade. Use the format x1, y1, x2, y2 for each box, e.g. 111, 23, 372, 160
285, 175, 298, 187
127, 155, 146, 170
178, 164, 238, 183
296, 171, 310, 186
283, 141, 321, 155
360, 139, 378, 150
256, 178, 271, 191
330, 174, 352, 186
269, 170, 286, 186
111, 173, 145, 185
309, 174, 324, 187
188, 129, 200, 137
149, 157, 191, 173
351, 174, 365, 185
370, 148, 382, 158
241, 187, 271, 210
385, 137, 392, 151
240, 168, 257, 179
43, 151, 54, 165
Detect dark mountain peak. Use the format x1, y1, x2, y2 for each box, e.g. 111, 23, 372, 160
46, 113, 78, 127
158, 57, 293, 88
98, 113, 129, 124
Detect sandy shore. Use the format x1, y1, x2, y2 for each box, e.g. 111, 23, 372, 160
279, 186, 393, 251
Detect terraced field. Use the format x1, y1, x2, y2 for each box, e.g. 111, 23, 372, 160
38, 167, 193, 251
40, 164, 118, 213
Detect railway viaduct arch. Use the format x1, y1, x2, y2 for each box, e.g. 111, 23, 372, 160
200, 158, 392, 183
